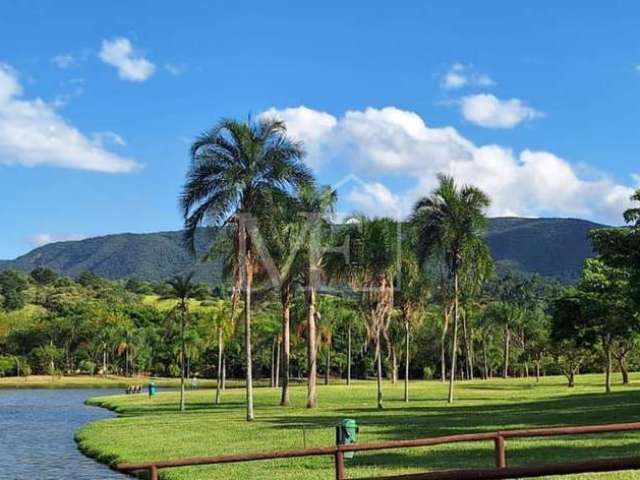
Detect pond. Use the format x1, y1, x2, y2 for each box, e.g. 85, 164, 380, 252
0, 388, 127, 479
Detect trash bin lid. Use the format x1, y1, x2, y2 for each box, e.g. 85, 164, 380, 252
341, 418, 357, 428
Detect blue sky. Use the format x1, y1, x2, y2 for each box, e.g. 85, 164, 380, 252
1, 1, 639, 259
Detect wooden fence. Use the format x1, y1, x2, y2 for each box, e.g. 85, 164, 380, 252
116, 421, 640, 480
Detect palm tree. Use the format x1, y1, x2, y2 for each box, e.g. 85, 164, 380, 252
394, 242, 429, 402
623, 189, 640, 226
329, 215, 399, 409
262, 196, 306, 406
164, 272, 197, 412
297, 185, 336, 409
411, 174, 490, 404
181, 117, 313, 421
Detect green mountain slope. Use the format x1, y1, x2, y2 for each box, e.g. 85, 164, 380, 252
0, 218, 605, 283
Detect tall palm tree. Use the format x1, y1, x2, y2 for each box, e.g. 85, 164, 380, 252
164, 272, 197, 412
394, 242, 429, 402
181, 117, 313, 421
297, 185, 336, 409
329, 215, 399, 409
411, 174, 490, 404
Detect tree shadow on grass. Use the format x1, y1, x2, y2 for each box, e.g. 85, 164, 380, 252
265, 390, 640, 441
346, 441, 640, 475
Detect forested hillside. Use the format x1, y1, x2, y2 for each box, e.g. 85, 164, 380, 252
0, 218, 604, 282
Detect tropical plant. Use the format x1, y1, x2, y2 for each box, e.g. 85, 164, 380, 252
163, 273, 197, 412
181, 117, 313, 420
411, 174, 490, 403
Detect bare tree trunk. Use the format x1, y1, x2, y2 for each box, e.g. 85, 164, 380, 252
102, 348, 107, 377
448, 273, 459, 404
275, 337, 280, 389
441, 320, 448, 383
482, 340, 489, 380
215, 325, 224, 405
325, 344, 330, 386
306, 287, 318, 409
619, 356, 630, 385
604, 336, 612, 394
221, 355, 226, 391
244, 256, 255, 421
280, 289, 291, 405
503, 326, 510, 379
391, 347, 398, 384
347, 321, 352, 386
270, 337, 276, 388
376, 331, 384, 409
179, 305, 186, 412
462, 309, 473, 381
404, 319, 410, 402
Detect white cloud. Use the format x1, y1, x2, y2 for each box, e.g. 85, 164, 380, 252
260, 106, 337, 168
460, 94, 542, 128
51, 54, 77, 69
92, 131, 127, 147
27, 233, 86, 248
262, 105, 635, 224
99, 37, 155, 82
347, 181, 404, 219
441, 64, 495, 90
0, 63, 138, 173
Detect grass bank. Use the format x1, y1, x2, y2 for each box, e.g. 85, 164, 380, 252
77, 374, 640, 479
0, 375, 219, 389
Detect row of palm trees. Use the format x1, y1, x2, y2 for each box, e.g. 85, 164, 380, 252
180, 117, 492, 420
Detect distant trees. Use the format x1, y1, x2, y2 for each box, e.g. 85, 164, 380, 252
0, 270, 28, 311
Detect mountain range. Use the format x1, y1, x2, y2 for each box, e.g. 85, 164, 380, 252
0, 217, 605, 283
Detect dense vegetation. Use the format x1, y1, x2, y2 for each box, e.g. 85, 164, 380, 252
2, 116, 639, 428
0, 218, 603, 283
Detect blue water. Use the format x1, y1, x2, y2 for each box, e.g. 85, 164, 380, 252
0, 389, 127, 479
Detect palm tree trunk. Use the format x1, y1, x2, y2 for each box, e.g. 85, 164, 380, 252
275, 337, 280, 389
215, 325, 223, 405
280, 292, 291, 406
404, 319, 410, 402
503, 326, 510, 379
347, 321, 352, 386
448, 272, 459, 404
270, 337, 276, 388
376, 331, 384, 409
604, 335, 612, 394
324, 345, 330, 386
244, 260, 255, 421
179, 305, 186, 412
306, 287, 318, 409
441, 320, 448, 383
618, 354, 630, 385
482, 340, 489, 380
221, 355, 226, 391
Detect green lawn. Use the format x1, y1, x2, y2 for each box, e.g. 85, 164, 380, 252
77, 374, 640, 479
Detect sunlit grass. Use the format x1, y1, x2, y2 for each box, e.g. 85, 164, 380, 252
77, 374, 640, 479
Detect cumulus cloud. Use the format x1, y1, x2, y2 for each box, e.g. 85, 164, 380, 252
0, 63, 137, 173
99, 37, 155, 82
27, 233, 86, 248
441, 64, 495, 90
262, 105, 635, 224
460, 94, 542, 128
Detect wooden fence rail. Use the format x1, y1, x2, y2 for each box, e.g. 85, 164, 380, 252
115, 421, 640, 480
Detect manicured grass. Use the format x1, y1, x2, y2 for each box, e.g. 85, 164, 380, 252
77, 374, 640, 479
0, 374, 218, 389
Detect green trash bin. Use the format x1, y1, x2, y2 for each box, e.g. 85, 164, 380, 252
336, 418, 359, 459
148, 382, 157, 397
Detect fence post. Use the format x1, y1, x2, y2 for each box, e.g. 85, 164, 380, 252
335, 449, 346, 480
149, 465, 159, 480
494, 435, 506, 468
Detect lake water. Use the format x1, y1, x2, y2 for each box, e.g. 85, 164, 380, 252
0, 389, 127, 479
